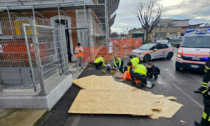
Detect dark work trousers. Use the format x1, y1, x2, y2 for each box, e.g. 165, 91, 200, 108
147, 71, 160, 77
202, 72, 210, 88
94, 61, 103, 69
130, 71, 147, 84
197, 94, 210, 126
115, 60, 124, 73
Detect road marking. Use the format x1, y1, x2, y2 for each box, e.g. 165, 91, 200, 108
187, 74, 202, 85
166, 72, 203, 109
71, 116, 81, 126
171, 83, 203, 109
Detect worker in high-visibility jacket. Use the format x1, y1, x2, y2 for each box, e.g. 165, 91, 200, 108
75, 43, 84, 68
130, 62, 147, 86
195, 52, 210, 94
130, 55, 140, 67
113, 57, 124, 72
94, 56, 105, 69
116, 62, 132, 80
195, 87, 210, 126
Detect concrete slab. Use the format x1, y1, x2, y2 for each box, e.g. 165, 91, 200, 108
0, 74, 72, 110
0, 109, 47, 126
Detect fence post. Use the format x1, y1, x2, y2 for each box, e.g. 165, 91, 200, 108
23, 23, 38, 93
32, 20, 47, 95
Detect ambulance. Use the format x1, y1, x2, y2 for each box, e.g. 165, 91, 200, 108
175, 29, 210, 70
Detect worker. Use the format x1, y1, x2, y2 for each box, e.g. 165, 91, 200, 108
113, 57, 124, 72
194, 87, 210, 126
94, 56, 105, 69
75, 43, 84, 68
195, 52, 210, 93
130, 62, 147, 86
130, 55, 140, 67
147, 62, 160, 79
116, 62, 132, 80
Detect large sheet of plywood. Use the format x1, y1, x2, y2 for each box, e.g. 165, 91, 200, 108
73, 75, 137, 91
70, 75, 183, 119
69, 90, 182, 119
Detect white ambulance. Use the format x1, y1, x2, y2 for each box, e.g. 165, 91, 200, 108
176, 29, 210, 70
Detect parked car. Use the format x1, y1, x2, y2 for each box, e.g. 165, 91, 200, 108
131, 42, 174, 62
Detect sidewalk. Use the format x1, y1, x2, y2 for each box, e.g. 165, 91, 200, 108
0, 62, 85, 126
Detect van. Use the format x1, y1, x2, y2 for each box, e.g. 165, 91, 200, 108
175, 29, 210, 70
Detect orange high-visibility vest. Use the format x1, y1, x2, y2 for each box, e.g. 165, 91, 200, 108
75, 47, 84, 57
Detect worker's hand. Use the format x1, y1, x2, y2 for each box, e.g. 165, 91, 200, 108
117, 69, 120, 72
204, 69, 208, 73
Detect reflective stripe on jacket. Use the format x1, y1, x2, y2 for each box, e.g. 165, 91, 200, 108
134, 64, 147, 76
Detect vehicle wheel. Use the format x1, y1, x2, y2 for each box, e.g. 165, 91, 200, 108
176, 66, 180, 71
166, 52, 173, 60
144, 54, 151, 62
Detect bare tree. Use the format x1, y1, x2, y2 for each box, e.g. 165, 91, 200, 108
137, 0, 165, 42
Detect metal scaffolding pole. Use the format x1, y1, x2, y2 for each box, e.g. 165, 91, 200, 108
105, 0, 110, 43
105, 0, 110, 61
7, 7, 15, 40
32, 5, 46, 95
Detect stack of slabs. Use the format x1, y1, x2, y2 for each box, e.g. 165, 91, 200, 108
68, 75, 182, 119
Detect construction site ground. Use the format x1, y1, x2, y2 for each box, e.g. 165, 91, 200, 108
37, 49, 205, 126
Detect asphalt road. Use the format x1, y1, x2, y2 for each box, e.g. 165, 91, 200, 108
38, 49, 205, 126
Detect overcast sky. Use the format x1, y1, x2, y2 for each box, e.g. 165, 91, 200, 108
111, 0, 210, 33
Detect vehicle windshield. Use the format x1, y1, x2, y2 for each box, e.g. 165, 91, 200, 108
181, 36, 210, 48
139, 44, 156, 50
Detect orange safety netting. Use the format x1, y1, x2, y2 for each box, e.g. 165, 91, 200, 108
83, 38, 142, 63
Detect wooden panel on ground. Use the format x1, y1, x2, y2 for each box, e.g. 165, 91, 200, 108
73, 75, 137, 91
70, 75, 183, 119
68, 90, 182, 119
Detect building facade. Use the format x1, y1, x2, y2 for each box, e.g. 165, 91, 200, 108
129, 19, 202, 41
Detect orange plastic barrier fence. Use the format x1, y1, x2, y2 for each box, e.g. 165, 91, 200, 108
0, 41, 48, 67
83, 38, 142, 63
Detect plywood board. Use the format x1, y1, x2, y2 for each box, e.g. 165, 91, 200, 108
73, 75, 137, 91
69, 90, 182, 119
70, 75, 182, 119
69, 90, 157, 116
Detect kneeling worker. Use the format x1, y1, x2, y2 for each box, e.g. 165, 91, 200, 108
130, 55, 140, 66
113, 57, 124, 72
130, 62, 147, 86
147, 62, 160, 79
94, 56, 105, 69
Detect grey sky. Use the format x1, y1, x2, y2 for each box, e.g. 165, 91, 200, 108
111, 0, 210, 33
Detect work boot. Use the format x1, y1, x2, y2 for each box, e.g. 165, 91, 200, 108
194, 121, 201, 126
110, 70, 115, 74
194, 87, 206, 93
101, 69, 106, 73
131, 80, 136, 85
154, 75, 158, 80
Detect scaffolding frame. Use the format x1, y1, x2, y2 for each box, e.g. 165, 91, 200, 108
0, 0, 120, 45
